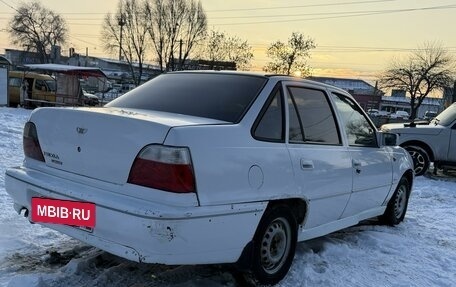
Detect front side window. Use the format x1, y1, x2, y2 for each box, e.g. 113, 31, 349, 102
46, 80, 56, 92
287, 87, 340, 145
332, 93, 377, 147
288, 94, 304, 142
35, 80, 47, 91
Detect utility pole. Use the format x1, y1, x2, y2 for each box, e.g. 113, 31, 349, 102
118, 12, 126, 61
452, 81, 456, 104
178, 39, 183, 70
169, 25, 177, 71
85, 47, 88, 67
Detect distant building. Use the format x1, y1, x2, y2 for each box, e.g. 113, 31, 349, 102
443, 84, 455, 108
181, 59, 236, 71
4, 49, 42, 66
380, 95, 443, 118
309, 76, 383, 111
0, 55, 12, 106
5, 48, 236, 87
4, 48, 162, 86
391, 89, 406, 98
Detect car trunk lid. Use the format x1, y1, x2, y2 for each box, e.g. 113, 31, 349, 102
29, 107, 225, 185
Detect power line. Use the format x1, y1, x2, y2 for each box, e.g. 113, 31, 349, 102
251, 45, 456, 59
205, 0, 397, 12
211, 4, 456, 26
0, 0, 17, 12
0, 11, 106, 15
2, 3, 454, 25
68, 35, 99, 47
205, 10, 391, 20
72, 33, 100, 38
0, 0, 398, 14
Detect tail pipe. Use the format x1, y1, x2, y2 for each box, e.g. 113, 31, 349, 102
20, 207, 29, 218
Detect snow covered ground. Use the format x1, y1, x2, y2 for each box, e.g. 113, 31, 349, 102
0, 106, 455, 287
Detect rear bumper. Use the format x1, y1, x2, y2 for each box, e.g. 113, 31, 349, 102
5, 166, 266, 265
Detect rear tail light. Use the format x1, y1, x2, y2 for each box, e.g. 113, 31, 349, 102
23, 122, 45, 162
128, 145, 196, 193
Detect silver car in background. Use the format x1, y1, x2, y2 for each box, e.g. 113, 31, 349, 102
382, 103, 456, 175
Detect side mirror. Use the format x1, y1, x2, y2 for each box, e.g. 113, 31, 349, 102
379, 132, 398, 146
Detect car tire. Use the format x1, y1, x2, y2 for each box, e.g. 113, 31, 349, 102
404, 145, 430, 176
250, 204, 298, 285
379, 177, 410, 226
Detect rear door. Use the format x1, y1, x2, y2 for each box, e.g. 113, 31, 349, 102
284, 83, 352, 229
331, 92, 393, 217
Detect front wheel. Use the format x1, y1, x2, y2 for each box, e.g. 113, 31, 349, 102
250, 205, 298, 285
379, 177, 411, 226
404, 145, 430, 176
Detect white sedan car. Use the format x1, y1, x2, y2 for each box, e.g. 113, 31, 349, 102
5, 71, 414, 285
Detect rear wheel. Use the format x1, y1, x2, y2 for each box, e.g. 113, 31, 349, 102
379, 177, 410, 225
404, 145, 430, 176
250, 205, 297, 285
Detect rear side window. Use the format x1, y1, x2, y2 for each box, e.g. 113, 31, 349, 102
287, 87, 340, 145
253, 87, 284, 142
106, 73, 267, 123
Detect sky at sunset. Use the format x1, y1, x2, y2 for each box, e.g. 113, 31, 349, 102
1, 0, 456, 82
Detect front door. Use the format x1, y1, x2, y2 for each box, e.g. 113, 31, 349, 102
448, 122, 456, 162
331, 92, 393, 217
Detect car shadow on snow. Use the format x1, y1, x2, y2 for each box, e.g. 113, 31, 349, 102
0, 242, 94, 274
424, 167, 456, 182
2, 241, 245, 287
2, 219, 404, 287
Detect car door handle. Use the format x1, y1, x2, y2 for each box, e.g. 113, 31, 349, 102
352, 160, 362, 174
300, 159, 314, 170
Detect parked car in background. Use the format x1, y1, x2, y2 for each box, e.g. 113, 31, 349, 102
83, 90, 100, 106
8, 71, 56, 107
367, 108, 380, 116
5, 72, 414, 285
382, 103, 456, 176
424, 111, 438, 121
368, 109, 390, 117
389, 110, 410, 120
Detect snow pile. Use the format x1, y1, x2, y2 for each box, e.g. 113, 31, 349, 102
1, 107, 455, 287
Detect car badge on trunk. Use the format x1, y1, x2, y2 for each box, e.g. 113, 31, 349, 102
76, 127, 88, 134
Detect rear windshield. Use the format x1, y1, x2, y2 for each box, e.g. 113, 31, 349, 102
106, 73, 267, 123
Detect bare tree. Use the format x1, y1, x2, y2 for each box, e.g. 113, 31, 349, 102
102, 0, 149, 86
204, 30, 253, 70
205, 30, 228, 68
226, 36, 254, 71
8, 0, 67, 64
145, 0, 207, 71
264, 32, 316, 76
381, 43, 455, 120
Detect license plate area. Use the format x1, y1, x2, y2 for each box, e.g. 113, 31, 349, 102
31, 197, 96, 228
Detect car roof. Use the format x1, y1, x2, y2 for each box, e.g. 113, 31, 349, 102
169, 70, 351, 96
9, 70, 54, 81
